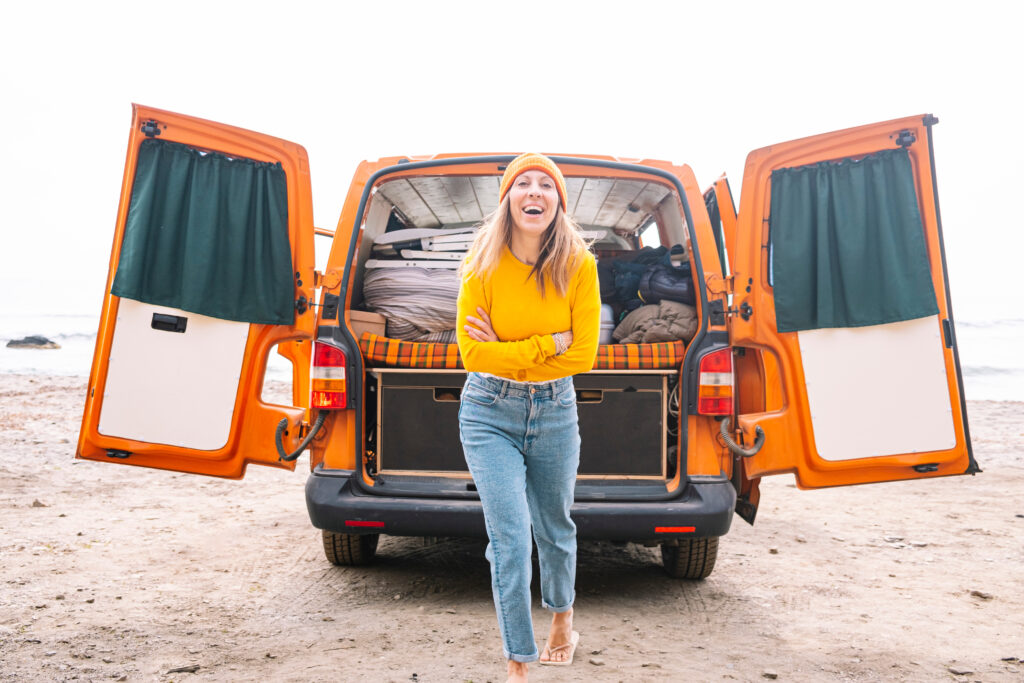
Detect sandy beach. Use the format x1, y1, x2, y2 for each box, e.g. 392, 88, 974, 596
1, 372, 1022, 682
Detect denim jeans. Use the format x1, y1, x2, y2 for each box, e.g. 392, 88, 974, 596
458, 372, 580, 663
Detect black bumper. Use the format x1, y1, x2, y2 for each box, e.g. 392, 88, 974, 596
305, 469, 736, 542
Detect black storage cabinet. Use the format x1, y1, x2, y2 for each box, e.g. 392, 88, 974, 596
372, 370, 669, 477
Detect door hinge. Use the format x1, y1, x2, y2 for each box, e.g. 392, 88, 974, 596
705, 273, 734, 296
314, 269, 343, 290
140, 120, 162, 138
913, 463, 939, 473
295, 295, 308, 315
895, 130, 916, 148
106, 449, 132, 459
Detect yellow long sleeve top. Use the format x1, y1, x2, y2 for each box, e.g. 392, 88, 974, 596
456, 246, 601, 382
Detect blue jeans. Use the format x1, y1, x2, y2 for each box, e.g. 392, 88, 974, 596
458, 372, 581, 663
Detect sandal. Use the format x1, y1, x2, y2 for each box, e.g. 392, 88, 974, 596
539, 630, 579, 666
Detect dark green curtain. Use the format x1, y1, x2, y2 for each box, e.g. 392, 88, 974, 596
770, 148, 938, 333
111, 139, 294, 325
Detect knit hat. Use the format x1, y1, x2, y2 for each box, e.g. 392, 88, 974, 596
498, 153, 568, 211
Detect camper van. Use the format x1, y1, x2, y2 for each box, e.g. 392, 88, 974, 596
77, 106, 976, 579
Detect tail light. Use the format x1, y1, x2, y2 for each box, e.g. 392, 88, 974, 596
311, 342, 348, 409
697, 348, 733, 416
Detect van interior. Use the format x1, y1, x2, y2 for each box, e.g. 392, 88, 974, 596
349, 172, 689, 308
347, 168, 696, 498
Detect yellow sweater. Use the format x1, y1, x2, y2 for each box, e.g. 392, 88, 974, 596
456, 246, 601, 382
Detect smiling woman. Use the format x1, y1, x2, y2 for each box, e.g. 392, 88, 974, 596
451, 153, 599, 682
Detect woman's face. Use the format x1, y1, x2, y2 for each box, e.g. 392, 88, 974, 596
507, 170, 560, 238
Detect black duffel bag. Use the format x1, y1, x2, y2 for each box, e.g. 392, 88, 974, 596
638, 262, 695, 306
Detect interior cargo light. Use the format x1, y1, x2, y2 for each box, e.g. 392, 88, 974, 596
697, 348, 733, 416
312, 343, 348, 409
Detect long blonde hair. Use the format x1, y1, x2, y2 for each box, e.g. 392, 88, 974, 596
460, 194, 590, 298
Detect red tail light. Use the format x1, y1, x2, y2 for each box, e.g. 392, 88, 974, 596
311, 343, 347, 409
697, 348, 733, 416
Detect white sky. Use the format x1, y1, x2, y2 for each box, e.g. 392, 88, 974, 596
1, 0, 1020, 320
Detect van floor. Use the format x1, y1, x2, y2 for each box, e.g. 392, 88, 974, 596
3, 375, 1020, 682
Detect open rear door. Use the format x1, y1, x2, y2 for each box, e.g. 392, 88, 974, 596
729, 115, 976, 489
703, 175, 739, 279
77, 105, 316, 478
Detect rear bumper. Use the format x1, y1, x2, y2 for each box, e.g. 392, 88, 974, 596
305, 469, 736, 542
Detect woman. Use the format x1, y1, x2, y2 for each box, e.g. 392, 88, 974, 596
456, 153, 601, 681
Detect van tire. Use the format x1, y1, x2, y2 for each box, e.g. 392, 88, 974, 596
322, 530, 379, 566
660, 536, 718, 579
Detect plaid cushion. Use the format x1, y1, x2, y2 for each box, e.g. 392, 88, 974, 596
359, 332, 464, 369
593, 340, 685, 370
359, 333, 684, 371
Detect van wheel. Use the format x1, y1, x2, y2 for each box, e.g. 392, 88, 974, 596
322, 530, 379, 566
660, 536, 718, 579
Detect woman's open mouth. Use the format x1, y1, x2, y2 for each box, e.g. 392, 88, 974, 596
523, 206, 544, 215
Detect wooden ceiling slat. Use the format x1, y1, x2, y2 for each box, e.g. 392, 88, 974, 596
619, 183, 673, 231
443, 177, 484, 223
377, 179, 441, 228
564, 178, 585, 214
594, 179, 646, 227
407, 178, 462, 224
470, 176, 499, 214
572, 178, 613, 225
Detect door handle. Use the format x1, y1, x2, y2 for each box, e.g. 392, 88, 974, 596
151, 313, 187, 333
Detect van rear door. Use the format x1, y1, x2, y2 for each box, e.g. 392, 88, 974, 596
77, 105, 316, 478
729, 115, 976, 489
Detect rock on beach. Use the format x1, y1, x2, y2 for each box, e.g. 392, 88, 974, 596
6, 335, 61, 349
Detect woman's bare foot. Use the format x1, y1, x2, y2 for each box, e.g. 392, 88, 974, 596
539, 607, 574, 663
507, 659, 528, 682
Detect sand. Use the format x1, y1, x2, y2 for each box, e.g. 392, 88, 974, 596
1, 373, 1022, 682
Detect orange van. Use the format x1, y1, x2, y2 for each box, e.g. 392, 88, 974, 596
77, 105, 976, 579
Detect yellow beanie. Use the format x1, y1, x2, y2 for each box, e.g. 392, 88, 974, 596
498, 152, 568, 211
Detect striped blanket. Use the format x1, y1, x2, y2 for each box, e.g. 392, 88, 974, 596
362, 267, 459, 343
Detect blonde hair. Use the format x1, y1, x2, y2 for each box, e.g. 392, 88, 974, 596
460, 194, 590, 298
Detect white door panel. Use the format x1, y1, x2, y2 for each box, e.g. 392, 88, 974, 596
98, 299, 249, 450
798, 316, 955, 462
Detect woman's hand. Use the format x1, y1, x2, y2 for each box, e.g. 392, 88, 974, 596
553, 329, 574, 355
465, 307, 499, 342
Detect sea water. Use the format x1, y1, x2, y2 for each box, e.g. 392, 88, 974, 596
1, 312, 1021, 401
0, 312, 294, 382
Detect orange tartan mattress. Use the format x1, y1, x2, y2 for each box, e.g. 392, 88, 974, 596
358, 332, 684, 371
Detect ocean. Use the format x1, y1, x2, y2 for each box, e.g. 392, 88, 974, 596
0, 312, 294, 383
1, 312, 1020, 402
